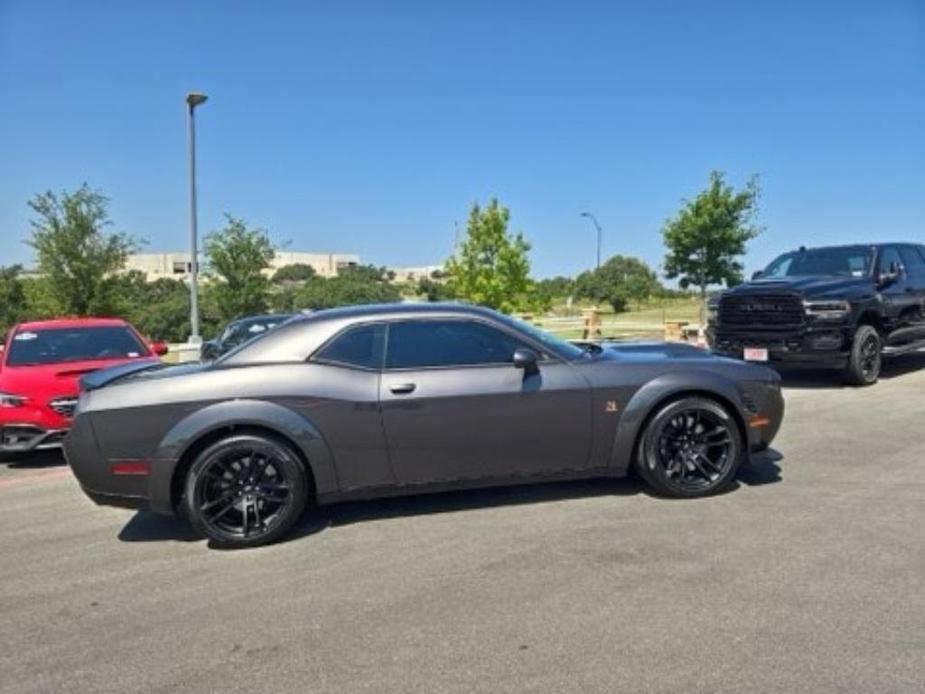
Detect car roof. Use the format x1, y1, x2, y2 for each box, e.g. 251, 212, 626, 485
232, 313, 295, 324
289, 302, 497, 324
222, 302, 510, 365
786, 243, 918, 253
13, 317, 131, 332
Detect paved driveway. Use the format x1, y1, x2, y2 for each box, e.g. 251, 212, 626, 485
2, 355, 924, 693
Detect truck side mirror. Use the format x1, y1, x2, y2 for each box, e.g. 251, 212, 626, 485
878, 262, 902, 288
751, 270, 763, 280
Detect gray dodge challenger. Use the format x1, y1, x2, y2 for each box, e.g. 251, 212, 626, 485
65, 303, 784, 548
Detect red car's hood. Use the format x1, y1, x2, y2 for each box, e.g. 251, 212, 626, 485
0, 356, 160, 401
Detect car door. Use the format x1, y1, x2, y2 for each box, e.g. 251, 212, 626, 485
896, 245, 925, 341
877, 246, 918, 341
301, 321, 396, 491
378, 318, 593, 485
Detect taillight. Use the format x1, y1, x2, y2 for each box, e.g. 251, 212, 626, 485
110, 460, 151, 476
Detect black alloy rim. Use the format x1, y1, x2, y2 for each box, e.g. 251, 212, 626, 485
194, 446, 292, 539
860, 334, 881, 380
655, 409, 734, 491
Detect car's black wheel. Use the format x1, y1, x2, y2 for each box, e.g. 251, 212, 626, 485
844, 325, 881, 386
184, 434, 309, 548
635, 396, 743, 498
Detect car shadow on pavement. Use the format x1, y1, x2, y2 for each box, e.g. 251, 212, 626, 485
118, 511, 202, 543
737, 448, 783, 487
2, 450, 67, 469
117, 451, 785, 546
310, 476, 646, 533
287, 453, 784, 541
778, 351, 925, 390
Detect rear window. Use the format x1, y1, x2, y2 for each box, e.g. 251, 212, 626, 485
6, 326, 149, 366
313, 323, 385, 370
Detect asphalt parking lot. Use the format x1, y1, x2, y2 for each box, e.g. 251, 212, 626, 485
1, 355, 924, 694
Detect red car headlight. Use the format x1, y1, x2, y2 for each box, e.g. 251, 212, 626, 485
0, 392, 27, 408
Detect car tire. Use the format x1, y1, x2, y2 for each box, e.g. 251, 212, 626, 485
184, 434, 309, 549
635, 396, 743, 498
844, 325, 882, 386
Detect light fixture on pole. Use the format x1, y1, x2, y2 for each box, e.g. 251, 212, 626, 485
186, 91, 208, 344
580, 211, 602, 269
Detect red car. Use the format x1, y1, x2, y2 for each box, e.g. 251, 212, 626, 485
0, 318, 167, 456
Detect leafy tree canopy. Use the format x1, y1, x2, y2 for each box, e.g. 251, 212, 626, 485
444, 199, 532, 313
272, 263, 317, 284
0, 265, 27, 336
27, 184, 138, 316
416, 277, 455, 303
575, 255, 661, 313
205, 215, 275, 322
662, 171, 761, 301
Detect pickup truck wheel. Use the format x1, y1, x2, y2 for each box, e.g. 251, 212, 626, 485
184, 434, 309, 549
635, 397, 743, 498
845, 325, 881, 386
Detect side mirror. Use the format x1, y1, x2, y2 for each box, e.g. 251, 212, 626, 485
751, 270, 763, 280
512, 347, 539, 374
200, 341, 220, 361
878, 264, 901, 288
151, 341, 169, 357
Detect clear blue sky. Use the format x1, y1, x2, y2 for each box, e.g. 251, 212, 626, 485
1, 0, 922, 279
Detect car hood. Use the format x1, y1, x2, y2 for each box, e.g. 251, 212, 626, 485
588, 341, 779, 382
722, 276, 873, 299
0, 357, 161, 400
596, 341, 733, 364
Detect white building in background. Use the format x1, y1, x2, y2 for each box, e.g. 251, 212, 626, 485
126, 251, 360, 281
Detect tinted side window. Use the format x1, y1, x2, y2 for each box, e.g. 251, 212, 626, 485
386, 320, 528, 369
878, 247, 903, 275
314, 323, 385, 369
899, 246, 925, 274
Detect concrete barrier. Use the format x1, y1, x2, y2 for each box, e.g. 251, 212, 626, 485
164, 343, 202, 364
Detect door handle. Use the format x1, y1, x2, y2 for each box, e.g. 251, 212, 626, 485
388, 383, 417, 395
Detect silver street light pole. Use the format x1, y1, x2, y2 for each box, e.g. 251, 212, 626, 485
186, 92, 208, 344
580, 211, 602, 269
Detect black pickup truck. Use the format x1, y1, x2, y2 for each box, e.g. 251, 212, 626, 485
707, 243, 925, 385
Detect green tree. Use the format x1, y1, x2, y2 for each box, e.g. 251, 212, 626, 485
291, 266, 402, 310
444, 199, 532, 313
112, 272, 221, 342
575, 255, 661, 313
662, 171, 761, 315
0, 265, 27, 336
272, 263, 316, 284
205, 215, 275, 322
27, 184, 138, 316
416, 277, 455, 302
534, 276, 576, 307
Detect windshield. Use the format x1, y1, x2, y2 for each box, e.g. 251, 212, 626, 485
503, 315, 587, 360
6, 326, 149, 366
762, 247, 874, 279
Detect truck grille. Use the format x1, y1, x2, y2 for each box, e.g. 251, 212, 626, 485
48, 397, 78, 418
719, 294, 804, 329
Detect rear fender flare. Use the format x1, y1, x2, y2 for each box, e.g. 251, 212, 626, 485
148, 399, 337, 514
608, 371, 747, 474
